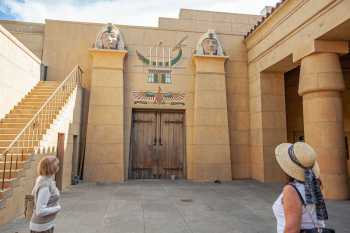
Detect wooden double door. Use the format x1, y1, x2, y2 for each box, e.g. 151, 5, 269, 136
129, 110, 185, 179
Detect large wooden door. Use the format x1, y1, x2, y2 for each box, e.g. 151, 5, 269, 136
158, 112, 185, 179
129, 110, 185, 179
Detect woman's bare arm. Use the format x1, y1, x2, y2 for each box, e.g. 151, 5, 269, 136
283, 185, 302, 233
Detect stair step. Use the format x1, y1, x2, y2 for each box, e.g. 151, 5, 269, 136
0, 125, 50, 134
14, 104, 41, 109
0, 118, 31, 123
39, 80, 59, 83
0, 134, 42, 140
0, 161, 25, 170
21, 99, 47, 103
0, 134, 17, 140
4, 115, 51, 120
0, 147, 33, 154
15, 104, 43, 109
0, 123, 26, 128
22, 96, 49, 103
0, 152, 31, 159
11, 108, 38, 113
32, 88, 56, 92
25, 93, 50, 98
34, 84, 57, 88
26, 94, 51, 98
10, 109, 57, 115
37, 84, 59, 87
4, 114, 35, 118
0, 169, 21, 179
0, 133, 42, 138
29, 90, 54, 94
0, 140, 39, 147
11, 107, 38, 112
29, 91, 55, 95
0, 122, 30, 128
38, 81, 59, 85
21, 100, 46, 105
36, 86, 58, 89
0, 128, 21, 134
14, 104, 58, 110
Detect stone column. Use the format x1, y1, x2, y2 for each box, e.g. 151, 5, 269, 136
84, 49, 127, 182
190, 55, 232, 181
299, 52, 349, 199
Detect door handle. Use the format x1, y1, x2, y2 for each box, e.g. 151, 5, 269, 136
159, 137, 163, 146
153, 137, 157, 146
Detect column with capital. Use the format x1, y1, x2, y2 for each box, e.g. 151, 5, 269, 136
299, 52, 349, 199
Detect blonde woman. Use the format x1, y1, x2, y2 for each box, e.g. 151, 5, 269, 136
273, 142, 334, 233
30, 156, 61, 233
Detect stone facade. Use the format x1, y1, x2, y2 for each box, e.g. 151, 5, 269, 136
0, 20, 44, 59
245, 0, 350, 199
1, 3, 349, 199
0, 25, 41, 119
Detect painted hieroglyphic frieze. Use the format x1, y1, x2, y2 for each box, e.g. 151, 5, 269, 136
195, 29, 225, 56
136, 36, 187, 84
133, 86, 185, 105
95, 23, 125, 50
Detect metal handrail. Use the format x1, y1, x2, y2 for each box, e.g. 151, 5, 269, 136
3, 66, 81, 154
0, 65, 83, 190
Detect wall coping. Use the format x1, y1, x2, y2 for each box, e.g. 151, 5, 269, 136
0, 24, 41, 64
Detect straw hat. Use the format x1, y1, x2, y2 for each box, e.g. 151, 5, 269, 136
275, 142, 320, 182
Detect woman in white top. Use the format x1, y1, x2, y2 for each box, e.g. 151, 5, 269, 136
30, 156, 61, 233
272, 142, 330, 233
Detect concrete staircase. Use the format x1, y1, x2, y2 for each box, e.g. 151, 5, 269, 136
0, 81, 59, 200
0, 66, 82, 225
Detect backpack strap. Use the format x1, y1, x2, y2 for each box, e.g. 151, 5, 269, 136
287, 183, 306, 206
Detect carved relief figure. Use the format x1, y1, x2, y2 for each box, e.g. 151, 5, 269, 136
95, 23, 125, 50
195, 29, 225, 56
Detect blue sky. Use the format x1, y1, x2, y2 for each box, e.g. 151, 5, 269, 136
0, 0, 280, 26
0, 1, 17, 20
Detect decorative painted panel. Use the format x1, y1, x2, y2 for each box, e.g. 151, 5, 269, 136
133, 87, 185, 105
136, 36, 187, 84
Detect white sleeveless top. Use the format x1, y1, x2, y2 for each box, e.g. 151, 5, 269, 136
272, 182, 325, 233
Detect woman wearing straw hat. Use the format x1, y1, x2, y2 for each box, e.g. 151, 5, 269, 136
272, 142, 334, 233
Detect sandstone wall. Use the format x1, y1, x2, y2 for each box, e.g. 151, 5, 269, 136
0, 25, 41, 119
40, 9, 258, 179
0, 20, 44, 59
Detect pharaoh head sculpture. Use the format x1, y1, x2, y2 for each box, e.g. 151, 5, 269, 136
95, 23, 125, 50
195, 29, 224, 56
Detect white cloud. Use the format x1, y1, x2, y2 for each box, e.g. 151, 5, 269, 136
1, 0, 280, 26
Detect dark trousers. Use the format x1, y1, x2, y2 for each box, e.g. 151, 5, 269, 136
30, 227, 54, 233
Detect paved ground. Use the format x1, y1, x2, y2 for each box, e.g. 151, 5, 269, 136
1, 180, 349, 233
